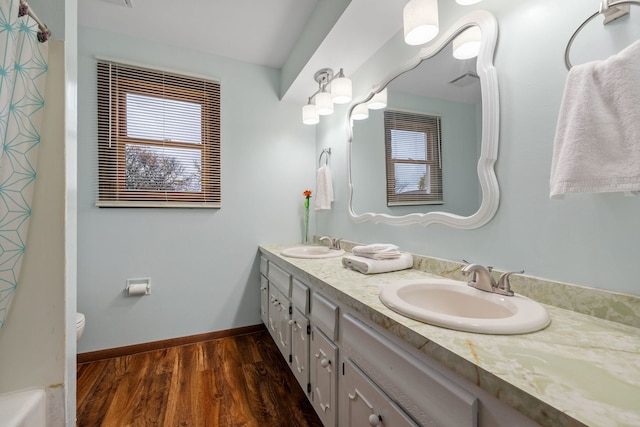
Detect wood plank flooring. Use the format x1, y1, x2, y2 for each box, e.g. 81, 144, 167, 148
77, 329, 324, 427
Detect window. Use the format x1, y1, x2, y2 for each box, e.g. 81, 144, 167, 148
97, 60, 221, 207
384, 110, 442, 206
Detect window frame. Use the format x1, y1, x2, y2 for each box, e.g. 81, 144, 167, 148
384, 110, 443, 206
97, 61, 221, 208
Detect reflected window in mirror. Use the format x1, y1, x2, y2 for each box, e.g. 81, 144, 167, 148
385, 110, 442, 206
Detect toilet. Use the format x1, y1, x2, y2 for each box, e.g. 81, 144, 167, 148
76, 313, 85, 341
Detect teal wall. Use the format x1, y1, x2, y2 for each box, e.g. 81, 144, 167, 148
317, 0, 640, 296
77, 27, 316, 352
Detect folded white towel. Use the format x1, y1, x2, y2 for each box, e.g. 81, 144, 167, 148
352, 244, 401, 260
342, 253, 413, 275
315, 164, 334, 211
550, 40, 640, 198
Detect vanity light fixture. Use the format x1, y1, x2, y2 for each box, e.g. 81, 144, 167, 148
331, 69, 353, 104
367, 88, 387, 110
403, 0, 439, 45
453, 26, 481, 59
302, 98, 320, 125
302, 68, 352, 124
456, 0, 482, 4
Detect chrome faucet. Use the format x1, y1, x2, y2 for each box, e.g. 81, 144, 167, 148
461, 264, 497, 293
319, 236, 342, 250
461, 263, 524, 297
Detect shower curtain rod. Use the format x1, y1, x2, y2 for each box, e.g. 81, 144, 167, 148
19, 0, 51, 41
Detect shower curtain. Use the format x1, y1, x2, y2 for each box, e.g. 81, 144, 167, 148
0, 0, 49, 329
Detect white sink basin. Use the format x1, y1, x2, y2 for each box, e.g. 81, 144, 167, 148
379, 278, 550, 334
281, 245, 345, 259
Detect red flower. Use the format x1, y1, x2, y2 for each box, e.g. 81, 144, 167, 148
303, 190, 312, 199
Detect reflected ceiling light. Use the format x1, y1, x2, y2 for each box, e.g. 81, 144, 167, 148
403, 0, 439, 46
302, 68, 352, 124
351, 103, 369, 121
367, 88, 387, 110
453, 26, 481, 59
302, 98, 319, 125
456, 0, 482, 5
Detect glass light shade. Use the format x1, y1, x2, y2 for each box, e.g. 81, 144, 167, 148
403, 0, 439, 46
367, 88, 387, 110
453, 26, 481, 60
331, 76, 352, 104
456, 0, 482, 5
302, 104, 319, 125
315, 92, 334, 115
351, 103, 369, 120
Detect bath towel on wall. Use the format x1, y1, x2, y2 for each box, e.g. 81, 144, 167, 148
315, 164, 334, 210
549, 40, 640, 198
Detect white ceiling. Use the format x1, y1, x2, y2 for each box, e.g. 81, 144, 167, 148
78, 0, 319, 69
78, 0, 407, 103
78, 0, 475, 105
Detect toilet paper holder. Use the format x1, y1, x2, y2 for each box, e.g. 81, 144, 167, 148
126, 278, 151, 296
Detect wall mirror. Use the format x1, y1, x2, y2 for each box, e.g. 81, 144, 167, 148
347, 11, 499, 228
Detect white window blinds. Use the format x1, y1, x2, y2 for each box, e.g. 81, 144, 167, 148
97, 60, 221, 208
384, 110, 443, 206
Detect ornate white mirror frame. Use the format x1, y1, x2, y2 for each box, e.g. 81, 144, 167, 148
347, 10, 499, 228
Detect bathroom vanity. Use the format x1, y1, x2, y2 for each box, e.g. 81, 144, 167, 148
259, 244, 640, 427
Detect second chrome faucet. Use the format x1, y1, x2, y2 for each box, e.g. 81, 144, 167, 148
461, 263, 524, 296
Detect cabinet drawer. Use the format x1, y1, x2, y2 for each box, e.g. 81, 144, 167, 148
260, 256, 268, 277
268, 262, 291, 296
342, 314, 478, 427
292, 278, 310, 314
342, 359, 419, 427
311, 292, 339, 341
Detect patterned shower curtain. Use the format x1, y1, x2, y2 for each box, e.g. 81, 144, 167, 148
0, 0, 49, 329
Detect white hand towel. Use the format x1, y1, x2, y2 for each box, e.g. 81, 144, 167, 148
315, 164, 334, 211
550, 40, 640, 198
352, 244, 401, 260
342, 253, 413, 275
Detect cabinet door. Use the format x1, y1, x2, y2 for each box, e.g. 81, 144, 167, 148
310, 327, 338, 427
291, 308, 310, 395
275, 290, 291, 361
260, 275, 268, 326
267, 287, 279, 339
341, 359, 419, 427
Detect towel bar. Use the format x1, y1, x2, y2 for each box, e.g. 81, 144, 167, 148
564, 0, 640, 70
319, 148, 331, 167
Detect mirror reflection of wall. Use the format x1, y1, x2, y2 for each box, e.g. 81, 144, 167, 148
351, 34, 483, 217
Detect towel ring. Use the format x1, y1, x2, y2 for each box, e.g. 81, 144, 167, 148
319, 148, 331, 167
564, 0, 640, 70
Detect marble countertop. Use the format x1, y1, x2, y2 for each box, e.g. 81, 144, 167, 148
260, 244, 640, 427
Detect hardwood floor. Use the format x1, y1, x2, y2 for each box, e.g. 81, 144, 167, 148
77, 329, 324, 427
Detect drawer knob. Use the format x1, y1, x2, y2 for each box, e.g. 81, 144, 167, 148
320, 358, 331, 368
368, 414, 381, 426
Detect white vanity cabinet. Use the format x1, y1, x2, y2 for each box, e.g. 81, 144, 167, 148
259, 253, 539, 427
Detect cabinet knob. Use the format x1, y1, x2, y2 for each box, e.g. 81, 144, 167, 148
288, 319, 295, 326
320, 358, 331, 368
368, 414, 382, 426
